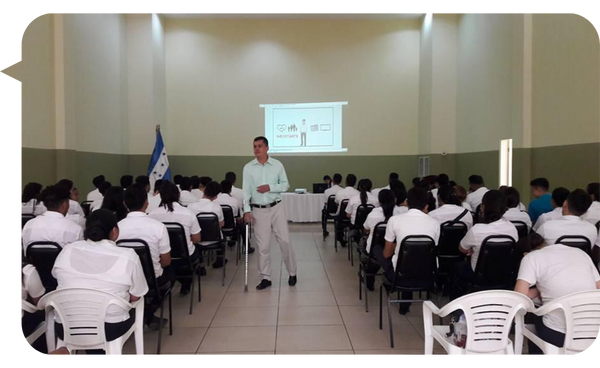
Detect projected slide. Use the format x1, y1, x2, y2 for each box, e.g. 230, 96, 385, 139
260, 102, 348, 153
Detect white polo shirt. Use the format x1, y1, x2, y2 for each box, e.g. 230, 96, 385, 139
146, 193, 162, 214
86, 188, 103, 202
215, 193, 240, 218
582, 201, 600, 226
502, 208, 533, 231
149, 202, 200, 255
52, 239, 148, 323
428, 204, 474, 230
384, 209, 441, 269
518, 202, 527, 211
431, 188, 439, 209
533, 207, 563, 232
19, 265, 46, 319
22, 199, 47, 216
334, 187, 359, 215
117, 212, 171, 278
191, 188, 204, 200
323, 184, 342, 204
22, 211, 83, 253
371, 185, 390, 199
536, 215, 598, 249
465, 187, 489, 211
188, 198, 225, 222
179, 190, 199, 207
518, 244, 600, 334
68, 200, 85, 217
345, 192, 379, 225
66, 214, 86, 229
461, 201, 473, 212
231, 185, 244, 209
364, 206, 407, 253
90, 198, 103, 212
460, 219, 519, 271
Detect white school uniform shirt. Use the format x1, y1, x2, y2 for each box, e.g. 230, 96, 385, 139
518, 202, 527, 211
334, 186, 359, 215
364, 206, 407, 253
431, 188, 439, 209
428, 204, 474, 230
502, 207, 533, 231
146, 193, 162, 214
90, 197, 104, 212
22, 211, 83, 253
215, 193, 240, 218
371, 185, 390, 199
533, 207, 563, 232
461, 201, 473, 212
345, 192, 380, 225
22, 264, 45, 316
117, 212, 171, 278
68, 199, 85, 217
149, 202, 201, 256
323, 184, 342, 203
22, 199, 47, 216
460, 219, 519, 271
179, 190, 199, 207
518, 244, 600, 334
66, 214, 86, 229
536, 215, 598, 249
188, 198, 225, 223
582, 201, 600, 226
465, 187, 489, 212
191, 188, 204, 200
384, 209, 441, 269
52, 239, 148, 323
86, 188, 103, 202
231, 186, 244, 209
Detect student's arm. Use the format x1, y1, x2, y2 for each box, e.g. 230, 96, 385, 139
459, 229, 476, 255
514, 279, 539, 299
129, 294, 141, 302
383, 240, 396, 259
596, 280, 600, 289
268, 164, 290, 193
219, 220, 225, 228
191, 232, 201, 244
159, 252, 171, 267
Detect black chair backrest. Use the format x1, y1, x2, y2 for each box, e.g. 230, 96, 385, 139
369, 222, 387, 256
473, 235, 516, 288
556, 235, 592, 255
116, 238, 157, 292
355, 204, 375, 230
196, 213, 222, 242
220, 205, 236, 229
326, 195, 338, 215
510, 221, 529, 239
81, 201, 93, 217
339, 199, 350, 221
394, 235, 436, 288
25, 241, 62, 292
473, 204, 482, 224
22, 214, 35, 229
438, 221, 468, 256
163, 222, 190, 261
596, 221, 600, 232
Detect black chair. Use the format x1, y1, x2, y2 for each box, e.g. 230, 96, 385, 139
25, 241, 62, 292
116, 238, 173, 354
22, 214, 35, 229
349, 204, 374, 266
436, 221, 468, 293
358, 221, 386, 312
220, 205, 242, 265
379, 235, 436, 348
196, 213, 227, 286
511, 220, 529, 240
470, 235, 517, 291
334, 199, 351, 252
81, 200, 93, 217
556, 235, 592, 257
473, 204, 482, 224
323, 195, 338, 238
164, 222, 201, 314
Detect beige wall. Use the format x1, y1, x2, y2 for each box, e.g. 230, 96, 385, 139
164, 18, 421, 156
418, 14, 433, 155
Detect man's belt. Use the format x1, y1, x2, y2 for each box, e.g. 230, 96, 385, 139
250, 200, 281, 209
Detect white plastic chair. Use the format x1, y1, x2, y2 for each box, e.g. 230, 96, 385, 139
22, 300, 47, 346
38, 288, 144, 354
423, 290, 534, 354
521, 290, 600, 354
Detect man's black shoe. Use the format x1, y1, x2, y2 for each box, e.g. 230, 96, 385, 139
256, 279, 272, 290
212, 259, 229, 269
288, 275, 297, 286
247, 246, 255, 254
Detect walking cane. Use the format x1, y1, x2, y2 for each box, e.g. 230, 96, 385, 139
244, 222, 249, 292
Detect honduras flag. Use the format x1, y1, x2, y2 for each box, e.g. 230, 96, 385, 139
148, 128, 172, 189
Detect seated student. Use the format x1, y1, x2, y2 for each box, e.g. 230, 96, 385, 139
225, 172, 243, 210
582, 182, 600, 225
323, 175, 332, 188
173, 174, 183, 191
22, 182, 46, 216
533, 187, 570, 232
451, 190, 519, 300
56, 179, 85, 217
536, 189, 597, 247
149, 181, 202, 295
346, 179, 379, 225
199, 176, 212, 194
372, 172, 399, 197
86, 175, 105, 202
454, 185, 473, 212
118, 183, 173, 330
430, 173, 450, 209
135, 175, 150, 194
515, 233, 600, 354
411, 177, 421, 188
322, 173, 343, 237
529, 177, 553, 224
334, 174, 359, 247
389, 179, 409, 216
22, 263, 46, 353
90, 181, 112, 212
190, 176, 203, 199
499, 185, 527, 211
52, 209, 148, 347
22, 185, 83, 253
179, 176, 199, 207
146, 179, 163, 214
501, 186, 533, 231
100, 186, 128, 222
465, 175, 489, 211
120, 175, 133, 189
216, 180, 254, 253
429, 185, 474, 229
376, 187, 440, 314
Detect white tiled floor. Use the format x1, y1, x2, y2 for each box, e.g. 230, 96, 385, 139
123, 223, 449, 354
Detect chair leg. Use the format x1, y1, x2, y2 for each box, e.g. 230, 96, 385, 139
157, 300, 164, 354
334, 222, 338, 252
379, 284, 383, 330
364, 271, 369, 313
387, 296, 394, 348
169, 293, 173, 336
222, 246, 226, 287
198, 267, 202, 302
189, 275, 194, 315
358, 264, 363, 301
350, 237, 354, 266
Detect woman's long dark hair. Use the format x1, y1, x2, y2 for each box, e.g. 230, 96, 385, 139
159, 181, 180, 212
481, 190, 507, 224
359, 178, 373, 206
390, 179, 407, 206
84, 209, 118, 241
100, 186, 128, 222
378, 189, 396, 221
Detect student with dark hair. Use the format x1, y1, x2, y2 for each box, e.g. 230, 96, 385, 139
146, 179, 163, 214
118, 183, 173, 330
412, 177, 421, 188
529, 177, 553, 224
135, 175, 151, 193
149, 181, 202, 294
22, 182, 46, 216
322, 173, 343, 237
451, 190, 518, 300
536, 189, 597, 247
100, 186, 128, 222
179, 176, 199, 207
515, 232, 600, 354
216, 180, 254, 253
430, 173, 450, 208
582, 182, 600, 225
52, 209, 148, 344
323, 175, 332, 188
173, 174, 183, 191
225, 171, 244, 210
56, 179, 85, 217
533, 187, 570, 231
90, 181, 112, 212
334, 174, 359, 247
199, 176, 213, 192
190, 176, 203, 199
22, 185, 83, 253
86, 175, 106, 202
377, 187, 440, 314
372, 172, 400, 197
346, 178, 379, 225
120, 175, 134, 189
465, 175, 489, 211
501, 187, 532, 231
389, 179, 408, 210
429, 185, 474, 229
454, 185, 472, 212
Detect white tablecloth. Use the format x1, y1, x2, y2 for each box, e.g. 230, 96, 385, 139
281, 193, 325, 222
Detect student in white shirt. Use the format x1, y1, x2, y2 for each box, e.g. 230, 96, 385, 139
454, 185, 473, 212
334, 174, 359, 247
135, 175, 151, 194
52, 209, 148, 345
22, 185, 84, 253
190, 176, 204, 199
346, 179, 379, 225
536, 189, 597, 248
465, 175, 489, 213
372, 172, 399, 198
22, 263, 46, 352
377, 187, 441, 314
86, 175, 105, 202
225, 172, 244, 210
120, 175, 133, 189
119, 183, 173, 329
90, 181, 112, 212
582, 182, 600, 226
430, 173, 450, 209
179, 176, 200, 207
57, 179, 85, 217
22, 182, 46, 216
451, 190, 518, 300
515, 233, 600, 354
322, 173, 343, 237
173, 174, 183, 191
429, 185, 474, 229
533, 187, 570, 232
501, 186, 533, 231
146, 179, 163, 214
149, 181, 201, 295
100, 186, 128, 222
217, 180, 254, 254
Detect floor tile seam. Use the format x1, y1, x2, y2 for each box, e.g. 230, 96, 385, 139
274, 256, 283, 354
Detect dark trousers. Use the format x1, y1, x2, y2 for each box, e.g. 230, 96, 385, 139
144, 266, 176, 323
526, 314, 565, 354
335, 215, 346, 245
450, 260, 474, 301
321, 208, 329, 233
371, 244, 412, 308
23, 310, 47, 353
176, 247, 200, 289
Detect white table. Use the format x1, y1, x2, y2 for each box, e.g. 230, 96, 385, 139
281, 193, 325, 222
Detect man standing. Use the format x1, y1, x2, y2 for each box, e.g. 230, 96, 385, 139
243, 136, 297, 290
300, 119, 307, 147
